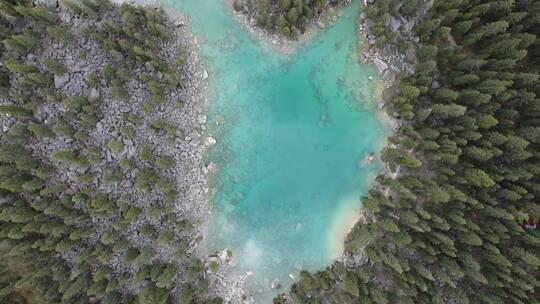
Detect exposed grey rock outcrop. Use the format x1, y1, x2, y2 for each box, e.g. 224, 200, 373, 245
373, 57, 388, 73
54, 74, 69, 88
388, 16, 401, 32
34, 0, 57, 8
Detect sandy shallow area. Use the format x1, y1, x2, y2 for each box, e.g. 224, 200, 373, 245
327, 196, 366, 259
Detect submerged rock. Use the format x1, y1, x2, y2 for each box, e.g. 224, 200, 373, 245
204, 136, 217, 147
174, 19, 185, 27
270, 278, 281, 289
361, 153, 376, 166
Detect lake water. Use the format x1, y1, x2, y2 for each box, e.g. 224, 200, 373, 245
163, 0, 387, 301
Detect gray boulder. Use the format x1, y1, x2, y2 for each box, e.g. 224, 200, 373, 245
373, 58, 388, 73
34, 0, 57, 8
403, 20, 415, 34
405, 48, 416, 62
388, 17, 401, 32
174, 19, 185, 27
90, 88, 100, 100
367, 34, 376, 45
383, 70, 395, 83
54, 74, 69, 89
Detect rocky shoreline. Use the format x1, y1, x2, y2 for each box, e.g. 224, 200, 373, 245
355, 0, 426, 141
358, 0, 431, 94
225, 0, 352, 55
335, 0, 430, 273
154, 4, 254, 303
0, 0, 226, 301
30, 0, 212, 244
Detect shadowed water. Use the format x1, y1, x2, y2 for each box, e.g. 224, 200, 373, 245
163, 0, 387, 301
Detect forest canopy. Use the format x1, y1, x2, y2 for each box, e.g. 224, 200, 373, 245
278, 0, 540, 303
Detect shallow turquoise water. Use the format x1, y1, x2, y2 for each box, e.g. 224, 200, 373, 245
164, 0, 387, 300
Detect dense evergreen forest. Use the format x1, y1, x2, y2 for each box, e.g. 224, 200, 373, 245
232, 0, 348, 38
278, 0, 540, 303
0, 0, 222, 303
1, 0, 539, 303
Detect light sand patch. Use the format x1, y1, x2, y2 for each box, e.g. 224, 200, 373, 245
327, 196, 365, 259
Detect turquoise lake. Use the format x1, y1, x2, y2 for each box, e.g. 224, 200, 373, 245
164, 0, 388, 301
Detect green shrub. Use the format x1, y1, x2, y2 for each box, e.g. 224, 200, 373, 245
136, 166, 158, 191
3, 34, 41, 54
157, 176, 175, 194
209, 261, 219, 273
36, 165, 55, 179
0, 105, 31, 117
155, 265, 177, 288
150, 120, 180, 137
85, 71, 100, 87
104, 170, 123, 184
53, 122, 75, 137
51, 149, 88, 168
73, 130, 89, 141
156, 155, 175, 170
18, 72, 52, 87
109, 80, 129, 101
22, 177, 44, 192
40, 183, 68, 195
14, 5, 57, 24
77, 172, 93, 184
119, 158, 135, 169
124, 113, 142, 124
64, 96, 89, 112
6, 123, 29, 141
4, 59, 38, 73
106, 139, 124, 153
139, 143, 153, 162
140, 224, 156, 238
133, 247, 156, 267
47, 26, 75, 44
124, 247, 139, 264
123, 206, 140, 223
42, 58, 68, 75
157, 229, 174, 245
120, 126, 136, 140
27, 122, 55, 138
